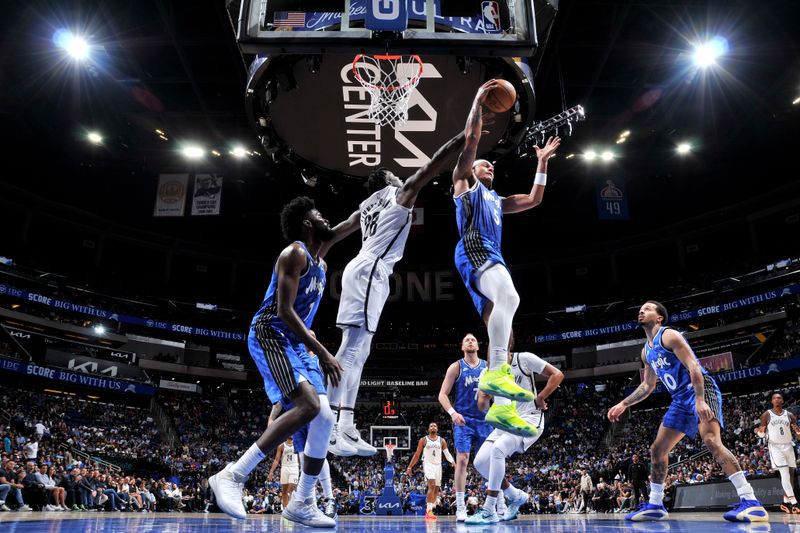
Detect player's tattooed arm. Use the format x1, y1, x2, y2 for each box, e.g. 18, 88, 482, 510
608, 350, 655, 422
452, 80, 499, 195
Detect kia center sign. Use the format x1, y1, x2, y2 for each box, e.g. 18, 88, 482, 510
246, 54, 534, 178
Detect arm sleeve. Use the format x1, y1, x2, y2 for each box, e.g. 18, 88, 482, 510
518, 352, 547, 375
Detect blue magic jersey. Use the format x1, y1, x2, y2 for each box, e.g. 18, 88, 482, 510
645, 327, 708, 403
250, 241, 326, 342
454, 358, 487, 419
454, 180, 503, 254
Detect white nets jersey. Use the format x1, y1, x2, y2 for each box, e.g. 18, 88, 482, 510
510, 352, 547, 418
281, 443, 298, 471
767, 410, 793, 445
422, 435, 443, 466
357, 186, 412, 268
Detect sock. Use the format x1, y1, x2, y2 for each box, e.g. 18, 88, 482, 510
339, 407, 355, 428
729, 471, 756, 501
778, 467, 795, 501
319, 461, 333, 499
229, 443, 265, 477
648, 483, 664, 506
503, 484, 521, 500
497, 495, 507, 516
295, 471, 319, 501
489, 349, 506, 371
484, 495, 497, 513
427, 502, 433, 511
456, 491, 465, 510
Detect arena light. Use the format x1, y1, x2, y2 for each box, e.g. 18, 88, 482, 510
793, 96, 800, 105
93, 325, 106, 335
677, 142, 693, 155
54, 30, 90, 61
211, 150, 221, 157
87, 131, 103, 145
600, 150, 615, 161
692, 37, 728, 68
182, 145, 204, 159
583, 150, 597, 161
230, 146, 248, 158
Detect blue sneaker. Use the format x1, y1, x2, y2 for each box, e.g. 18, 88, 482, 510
465, 508, 500, 525
625, 502, 668, 521
722, 499, 769, 522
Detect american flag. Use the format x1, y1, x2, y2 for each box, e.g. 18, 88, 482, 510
273, 12, 306, 28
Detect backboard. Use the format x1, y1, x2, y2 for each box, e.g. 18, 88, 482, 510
370, 425, 412, 451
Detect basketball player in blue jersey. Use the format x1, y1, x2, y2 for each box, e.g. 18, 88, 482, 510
437, 333, 493, 521
210, 196, 358, 528
608, 301, 768, 523
452, 80, 560, 437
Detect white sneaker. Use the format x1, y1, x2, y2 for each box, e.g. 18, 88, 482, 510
328, 425, 358, 457
339, 424, 378, 456
209, 464, 247, 520
45, 504, 56, 511
456, 508, 467, 521
17, 505, 32, 512
503, 490, 529, 521
283, 495, 336, 528
0, 504, 10, 512
323, 497, 337, 518
59, 505, 69, 511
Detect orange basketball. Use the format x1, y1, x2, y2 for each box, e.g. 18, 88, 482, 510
485, 80, 517, 113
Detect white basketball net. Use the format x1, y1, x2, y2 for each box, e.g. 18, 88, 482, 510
352, 54, 423, 129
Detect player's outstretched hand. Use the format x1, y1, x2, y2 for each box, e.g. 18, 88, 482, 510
450, 412, 466, 426
475, 80, 500, 106
318, 350, 343, 387
534, 136, 561, 161
607, 402, 627, 422
535, 396, 548, 411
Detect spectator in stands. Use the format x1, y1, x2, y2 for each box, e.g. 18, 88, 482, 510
23, 436, 38, 462
0, 459, 31, 511
34, 463, 66, 510
627, 453, 648, 505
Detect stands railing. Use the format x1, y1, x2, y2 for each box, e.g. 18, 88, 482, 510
0, 407, 11, 426
57, 443, 121, 473
668, 449, 711, 472
150, 398, 178, 448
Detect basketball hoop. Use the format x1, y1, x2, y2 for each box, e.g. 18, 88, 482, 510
352, 54, 424, 129
384, 443, 397, 463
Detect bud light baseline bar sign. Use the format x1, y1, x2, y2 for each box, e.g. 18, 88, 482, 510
0, 283, 245, 342
0, 356, 155, 396
534, 283, 800, 344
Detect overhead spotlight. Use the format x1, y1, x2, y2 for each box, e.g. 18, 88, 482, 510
87, 131, 103, 145
183, 145, 204, 159
600, 150, 615, 161
155, 129, 165, 135
54, 30, 91, 61
301, 170, 317, 187
793, 97, 800, 105
677, 142, 692, 155
211, 150, 221, 157
583, 150, 597, 161
616, 137, 627, 144
565, 153, 575, 159
693, 36, 728, 68
93, 325, 106, 335
620, 130, 630, 138
230, 146, 247, 158
158, 134, 168, 141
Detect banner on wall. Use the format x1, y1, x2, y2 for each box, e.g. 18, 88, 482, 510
190, 174, 223, 216
154, 174, 188, 217
596, 177, 629, 220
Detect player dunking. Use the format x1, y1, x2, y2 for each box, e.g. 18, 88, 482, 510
327, 132, 466, 457
210, 197, 356, 528
608, 301, 768, 523
452, 80, 560, 436
755, 391, 800, 513
437, 333, 493, 521
405, 422, 455, 520
469, 338, 564, 524
268, 437, 299, 509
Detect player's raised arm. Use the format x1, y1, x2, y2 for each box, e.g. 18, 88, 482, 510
275, 245, 341, 386
319, 209, 360, 259
662, 329, 712, 423
406, 437, 426, 475
608, 349, 657, 421
438, 362, 466, 426
396, 132, 466, 208
502, 136, 560, 214
452, 80, 499, 196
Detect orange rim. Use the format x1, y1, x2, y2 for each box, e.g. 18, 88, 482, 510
352, 54, 423, 92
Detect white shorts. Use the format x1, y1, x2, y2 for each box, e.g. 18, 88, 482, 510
769, 443, 797, 469
486, 412, 545, 455
281, 468, 299, 485
336, 255, 391, 333
423, 462, 442, 486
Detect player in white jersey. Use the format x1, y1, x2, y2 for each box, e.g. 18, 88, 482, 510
755, 391, 800, 513
328, 132, 466, 457
406, 422, 455, 520
268, 438, 299, 509
469, 342, 563, 524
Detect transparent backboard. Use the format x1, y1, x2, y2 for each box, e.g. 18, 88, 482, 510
233, 0, 541, 56
370, 425, 412, 450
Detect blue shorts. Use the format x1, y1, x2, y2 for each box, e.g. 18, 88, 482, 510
662, 378, 724, 439
454, 415, 494, 454
454, 239, 507, 317
293, 424, 308, 454
248, 326, 326, 406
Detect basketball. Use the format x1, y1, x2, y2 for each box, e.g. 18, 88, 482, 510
485, 80, 517, 113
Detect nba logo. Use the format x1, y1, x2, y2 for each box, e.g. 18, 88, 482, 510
481, 1, 501, 33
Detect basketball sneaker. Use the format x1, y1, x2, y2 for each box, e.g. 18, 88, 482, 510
339, 424, 378, 456
624, 502, 669, 521
425, 509, 437, 520
283, 495, 336, 528
479, 364, 535, 402
322, 497, 338, 519
723, 499, 769, 522
208, 464, 247, 520
465, 508, 500, 525
328, 424, 358, 457
503, 490, 529, 521
780, 502, 791, 514
456, 508, 468, 521
485, 402, 539, 437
